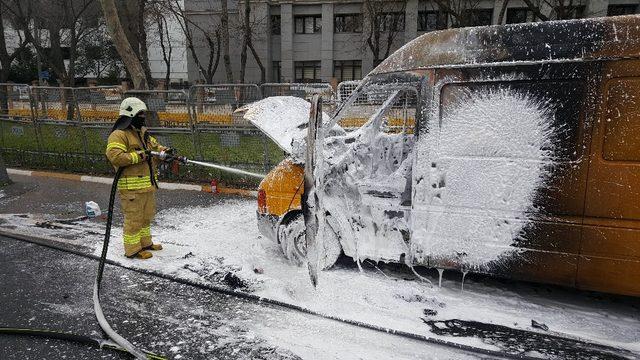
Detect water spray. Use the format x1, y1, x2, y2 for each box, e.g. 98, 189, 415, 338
148, 151, 266, 180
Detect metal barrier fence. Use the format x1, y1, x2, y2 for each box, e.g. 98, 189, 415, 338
0, 81, 372, 186
188, 84, 262, 127
75, 86, 123, 124
123, 89, 191, 128
260, 82, 337, 114
0, 83, 32, 122
337, 80, 361, 104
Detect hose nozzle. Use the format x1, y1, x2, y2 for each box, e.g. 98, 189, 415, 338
148, 150, 188, 164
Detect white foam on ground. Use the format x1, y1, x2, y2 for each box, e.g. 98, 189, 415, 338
2, 201, 639, 355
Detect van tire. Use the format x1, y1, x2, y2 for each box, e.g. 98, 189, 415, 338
277, 211, 341, 270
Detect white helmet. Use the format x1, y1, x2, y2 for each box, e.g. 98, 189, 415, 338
119, 97, 147, 118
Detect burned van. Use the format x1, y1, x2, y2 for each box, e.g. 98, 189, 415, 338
250, 15, 640, 297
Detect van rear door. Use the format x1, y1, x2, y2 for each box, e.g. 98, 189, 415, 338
580, 59, 640, 296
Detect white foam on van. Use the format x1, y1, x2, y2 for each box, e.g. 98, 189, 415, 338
411, 88, 555, 268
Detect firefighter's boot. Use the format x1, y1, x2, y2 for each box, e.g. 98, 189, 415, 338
127, 250, 153, 259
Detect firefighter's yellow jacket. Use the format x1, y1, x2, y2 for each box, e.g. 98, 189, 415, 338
105, 126, 166, 193
105, 126, 166, 256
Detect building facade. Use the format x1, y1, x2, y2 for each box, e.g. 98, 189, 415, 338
184, 0, 640, 84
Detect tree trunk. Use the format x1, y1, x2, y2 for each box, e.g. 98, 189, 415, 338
101, 0, 149, 89
522, 0, 549, 21
0, 153, 11, 186
497, 0, 510, 24
0, 70, 9, 115
157, 15, 172, 89
239, 0, 250, 83
220, 0, 234, 83
137, 0, 154, 87
248, 41, 265, 84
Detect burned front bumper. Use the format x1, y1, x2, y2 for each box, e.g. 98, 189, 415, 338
256, 211, 279, 243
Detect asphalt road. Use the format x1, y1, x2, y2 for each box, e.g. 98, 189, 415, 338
0, 234, 481, 360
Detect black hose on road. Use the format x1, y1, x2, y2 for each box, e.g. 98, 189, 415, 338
0, 167, 166, 360
0, 327, 165, 359
0, 232, 544, 360
93, 167, 149, 359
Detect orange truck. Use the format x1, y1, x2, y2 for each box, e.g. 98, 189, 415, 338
251, 15, 640, 297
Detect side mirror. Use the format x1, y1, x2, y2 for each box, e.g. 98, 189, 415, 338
302, 95, 324, 287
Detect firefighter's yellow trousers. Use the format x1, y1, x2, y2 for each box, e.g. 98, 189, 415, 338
119, 190, 156, 257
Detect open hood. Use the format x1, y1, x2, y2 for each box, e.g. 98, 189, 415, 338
236, 96, 341, 160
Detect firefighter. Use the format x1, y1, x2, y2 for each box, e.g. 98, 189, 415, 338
105, 97, 171, 259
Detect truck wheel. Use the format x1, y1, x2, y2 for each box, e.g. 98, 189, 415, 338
277, 212, 341, 270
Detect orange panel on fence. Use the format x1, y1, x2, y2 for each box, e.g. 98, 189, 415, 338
8, 109, 32, 117
195, 113, 234, 125
157, 112, 191, 123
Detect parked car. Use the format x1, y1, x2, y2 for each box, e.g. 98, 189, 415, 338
249, 15, 640, 297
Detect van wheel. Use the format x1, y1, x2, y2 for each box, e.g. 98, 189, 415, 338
277, 212, 341, 270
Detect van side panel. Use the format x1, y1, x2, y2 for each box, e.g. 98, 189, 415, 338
580, 60, 640, 296
411, 63, 594, 288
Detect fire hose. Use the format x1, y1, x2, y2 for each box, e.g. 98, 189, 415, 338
94, 152, 265, 359
1, 152, 265, 359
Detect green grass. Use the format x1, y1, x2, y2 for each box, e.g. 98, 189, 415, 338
0, 122, 285, 188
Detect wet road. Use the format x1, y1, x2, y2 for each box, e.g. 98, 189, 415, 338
0, 235, 481, 360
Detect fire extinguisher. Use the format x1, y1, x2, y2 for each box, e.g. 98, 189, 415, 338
210, 179, 219, 194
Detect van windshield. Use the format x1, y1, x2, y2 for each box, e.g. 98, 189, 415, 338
332, 78, 419, 132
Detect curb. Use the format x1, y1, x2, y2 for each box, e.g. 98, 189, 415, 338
7, 168, 258, 198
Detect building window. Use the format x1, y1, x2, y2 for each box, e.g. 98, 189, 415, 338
271, 15, 281, 35
506, 8, 531, 24
295, 61, 321, 82
417, 11, 447, 31
608, 4, 637, 16
464, 9, 493, 26
376, 12, 405, 32
334, 14, 363, 33
334, 60, 362, 82
295, 15, 322, 34
272, 61, 281, 82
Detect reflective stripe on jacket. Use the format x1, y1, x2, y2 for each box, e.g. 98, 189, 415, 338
105, 126, 165, 193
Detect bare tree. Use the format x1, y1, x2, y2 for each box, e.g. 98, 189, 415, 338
147, 2, 173, 87
165, 0, 221, 83
5, 0, 101, 87
429, 0, 486, 28
521, 0, 587, 21
156, 11, 172, 88
220, 0, 233, 83
238, 0, 265, 83
363, 0, 408, 67
74, 21, 124, 80
100, 0, 148, 89
497, 0, 510, 24
115, 0, 154, 87
0, 1, 31, 113
0, 2, 30, 83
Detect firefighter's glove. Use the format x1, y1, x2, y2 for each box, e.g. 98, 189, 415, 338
135, 150, 148, 162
